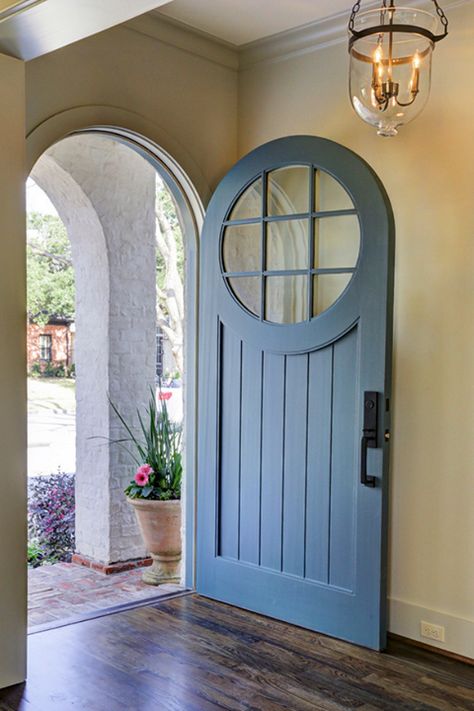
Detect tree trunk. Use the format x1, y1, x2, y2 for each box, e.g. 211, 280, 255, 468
155, 198, 184, 376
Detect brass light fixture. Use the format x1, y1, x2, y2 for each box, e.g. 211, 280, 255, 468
348, 0, 448, 136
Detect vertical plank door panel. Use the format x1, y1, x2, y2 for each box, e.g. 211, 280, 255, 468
218, 325, 242, 560
329, 327, 358, 591
260, 353, 285, 571
305, 345, 333, 584
282, 354, 309, 578
239, 342, 263, 565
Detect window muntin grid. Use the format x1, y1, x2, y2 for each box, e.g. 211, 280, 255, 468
39, 333, 52, 362
221, 165, 360, 324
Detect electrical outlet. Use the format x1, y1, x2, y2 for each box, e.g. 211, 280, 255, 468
420, 621, 445, 642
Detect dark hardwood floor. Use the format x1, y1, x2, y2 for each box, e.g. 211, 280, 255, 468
1, 594, 473, 710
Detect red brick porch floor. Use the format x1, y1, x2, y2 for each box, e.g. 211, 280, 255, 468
28, 562, 184, 629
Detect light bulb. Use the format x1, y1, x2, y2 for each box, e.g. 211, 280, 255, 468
410, 51, 421, 94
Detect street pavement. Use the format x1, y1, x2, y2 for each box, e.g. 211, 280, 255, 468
28, 410, 75, 477
27, 386, 183, 477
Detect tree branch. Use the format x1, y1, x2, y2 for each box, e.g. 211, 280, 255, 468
28, 244, 72, 267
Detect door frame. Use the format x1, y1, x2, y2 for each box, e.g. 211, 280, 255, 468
26, 110, 206, 590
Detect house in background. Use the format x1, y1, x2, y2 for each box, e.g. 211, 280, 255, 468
0, 0, 472, 706
27, 317, 75, 374
26, 320, 174, 380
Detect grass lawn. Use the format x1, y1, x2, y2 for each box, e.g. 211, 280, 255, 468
28, 377, 76, 415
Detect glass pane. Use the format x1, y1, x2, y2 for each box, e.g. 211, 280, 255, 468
313, 274, 352, 316
265, 275, 308, 324
268, 166, 309, 216
223, 223, 260, 273
267, 219, 308, 271
314, 215, 360, 269
228, 276, 260, 317
229, 178, 262, 221
316, 170, 354, 212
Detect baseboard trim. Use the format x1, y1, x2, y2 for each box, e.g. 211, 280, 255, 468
389, 597, 474, 661
389, 633, 474, 666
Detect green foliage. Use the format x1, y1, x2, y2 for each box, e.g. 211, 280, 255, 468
42, 362, 66, 378
29, 360, 74, 379
30, 361, 42, 377
27, 211, 75, 326
27, 539, 45, 568
109, 389, 182, 501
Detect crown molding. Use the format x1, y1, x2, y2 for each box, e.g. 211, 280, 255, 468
123, 0, 472, 72
124, 11, 239, 71
238, 7, 350, 69
239, 0, 473, 69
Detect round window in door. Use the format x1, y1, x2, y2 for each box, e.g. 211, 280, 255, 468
221, 165, 361, 324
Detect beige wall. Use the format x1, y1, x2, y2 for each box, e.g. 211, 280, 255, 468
26, 19, 238, 195
0, 53, 26, 688
14, 17, 238, 684
239, 2, 474, 657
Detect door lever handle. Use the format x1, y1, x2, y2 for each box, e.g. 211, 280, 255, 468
361, 433, 376, 487
360, 391, 378, 487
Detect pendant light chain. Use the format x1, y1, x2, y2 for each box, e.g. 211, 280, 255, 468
349, 0, 448, 37
348, 0, 361, 34
378, 0, 388, 39
432, 0, 449, 36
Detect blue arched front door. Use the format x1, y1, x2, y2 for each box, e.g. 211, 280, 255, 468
197, 136, 394, 650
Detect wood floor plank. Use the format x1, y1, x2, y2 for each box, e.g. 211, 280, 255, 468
0, 594, 472, 711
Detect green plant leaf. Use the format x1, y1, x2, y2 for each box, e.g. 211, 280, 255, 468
110, 388, 182, 500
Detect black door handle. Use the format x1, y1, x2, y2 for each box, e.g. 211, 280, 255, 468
360, 391, 377, 487
361, 433, 376, 487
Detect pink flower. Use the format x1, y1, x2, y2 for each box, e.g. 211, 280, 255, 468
134, 464, 153, 486
139, 464, 153, 475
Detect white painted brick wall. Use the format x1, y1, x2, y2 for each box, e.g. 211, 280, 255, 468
34, 135, 157, 564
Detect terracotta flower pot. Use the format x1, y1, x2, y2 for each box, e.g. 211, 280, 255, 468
127, 498, 181, 585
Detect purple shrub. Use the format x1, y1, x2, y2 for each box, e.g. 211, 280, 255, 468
28, 473, 75, 564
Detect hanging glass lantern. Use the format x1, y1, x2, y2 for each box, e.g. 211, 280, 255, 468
348, 0, 448, 136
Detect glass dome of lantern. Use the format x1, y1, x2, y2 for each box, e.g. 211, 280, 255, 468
348, 0, 448, 137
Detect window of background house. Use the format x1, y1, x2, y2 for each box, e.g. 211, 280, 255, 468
39, 334, 52, 362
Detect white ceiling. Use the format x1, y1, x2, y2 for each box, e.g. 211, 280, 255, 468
157, 0, 355, 46
0, 0, 170, 60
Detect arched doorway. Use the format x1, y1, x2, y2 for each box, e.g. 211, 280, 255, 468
27, 128, 202, 624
